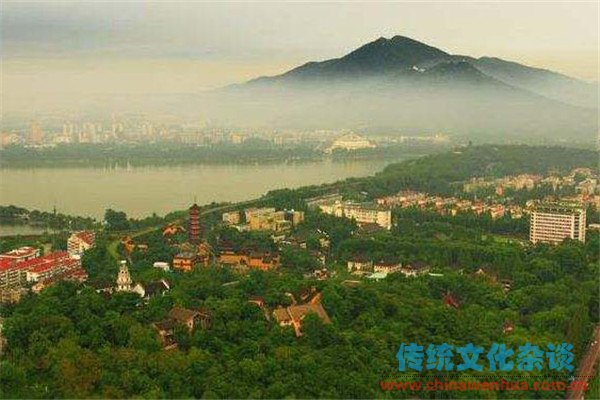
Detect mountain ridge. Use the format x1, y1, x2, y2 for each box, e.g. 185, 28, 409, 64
204, 35, 597, 140
244, 35, 597, 108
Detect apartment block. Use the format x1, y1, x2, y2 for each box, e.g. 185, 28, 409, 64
530, 203, 586, 245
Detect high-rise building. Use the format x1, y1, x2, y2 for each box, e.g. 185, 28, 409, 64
189, 203, 201, 243
29, 122, 43, 144
529, 203, 586, 245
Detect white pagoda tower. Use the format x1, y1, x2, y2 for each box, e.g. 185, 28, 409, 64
116, 260, 132, 292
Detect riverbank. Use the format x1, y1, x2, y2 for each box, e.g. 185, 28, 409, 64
0, 157, 400, 219
0, 142, 441, 168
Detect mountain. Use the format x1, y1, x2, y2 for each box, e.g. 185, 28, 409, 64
467, 57, 597, 108
213, 36, 598, 141
274, 36, 451, 80
248, 35, 596, 107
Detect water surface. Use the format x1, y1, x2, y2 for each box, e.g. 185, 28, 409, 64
0, 159, 396, 219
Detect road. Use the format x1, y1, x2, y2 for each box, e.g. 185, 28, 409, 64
566, 325, 600, 400
106, 198, 263, 259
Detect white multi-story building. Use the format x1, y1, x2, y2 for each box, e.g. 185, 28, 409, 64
222, 211, 241, 225
530, 203, 586, 245
319, 200, 392, 230
324, 133, 376, 153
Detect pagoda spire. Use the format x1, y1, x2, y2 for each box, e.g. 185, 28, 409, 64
116, 260, 132, 292
189, 202, 201, 244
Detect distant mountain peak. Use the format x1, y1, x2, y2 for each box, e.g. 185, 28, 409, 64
266, 35, 451, 81
242, 34, 597, 109
340, 35, 450, 69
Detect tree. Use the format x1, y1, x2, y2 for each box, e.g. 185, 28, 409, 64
104, 209, 130, 232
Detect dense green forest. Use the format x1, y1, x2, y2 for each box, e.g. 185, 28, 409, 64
1, 234, 597, 398
262, 144, 599, 201
1, 144, 598, 398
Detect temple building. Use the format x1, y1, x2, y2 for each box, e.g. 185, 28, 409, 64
189, 203, 201, 243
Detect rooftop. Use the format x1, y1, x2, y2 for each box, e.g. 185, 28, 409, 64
288, 303, 331, 324
174, 252, 197, 260
0, 246, 38, 259
534, 202, 585, 214
71, 231, 95, 245
1, 251, 70, 273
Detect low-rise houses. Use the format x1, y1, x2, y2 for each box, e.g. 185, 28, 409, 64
377, 191, 426, 207
462, 169, 599, 197
218, 250, 280, 271
377, 191, 520, 220
172, 252, 198, 272
347, 257, 373, 272
464, 174, 542, 193
399, 262, 430, 277
373, 260, 402, 274
374, 169, 598, 223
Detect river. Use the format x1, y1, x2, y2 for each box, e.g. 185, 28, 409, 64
0, 158, 399, 220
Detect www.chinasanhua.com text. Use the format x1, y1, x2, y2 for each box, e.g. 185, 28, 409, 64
380, 378, 587, 392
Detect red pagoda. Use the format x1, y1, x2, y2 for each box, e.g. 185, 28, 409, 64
188, 203, 201, 243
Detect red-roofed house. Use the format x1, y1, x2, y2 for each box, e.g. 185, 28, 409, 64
0, 246, 40, 263
24, 251, 81, 283
67, 231, 96, 257
31, 267, 88, 294
272, 303, 331, 337
1, 251, 81, 289
443, 292, 460, 309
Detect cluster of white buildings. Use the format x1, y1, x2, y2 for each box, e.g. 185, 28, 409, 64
346, 257, 431, 279
463, 169, 599, 196
312, 198, 392, 230
222, 207, 305, 233
377, 190, 520, 220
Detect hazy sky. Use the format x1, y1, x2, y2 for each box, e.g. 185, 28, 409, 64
2, 1, 598, 105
